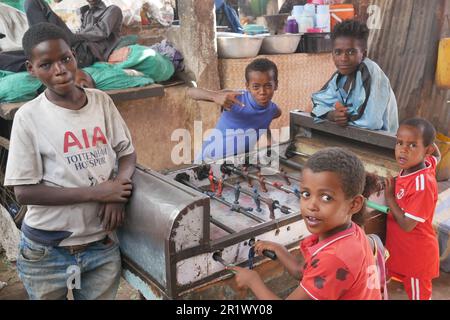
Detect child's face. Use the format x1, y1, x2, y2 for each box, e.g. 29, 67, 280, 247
300, 169, 363, 239
395, 125, 432, 171
332, 37, 366, 76
26, 39, 78, 96
245, 70, 277, 107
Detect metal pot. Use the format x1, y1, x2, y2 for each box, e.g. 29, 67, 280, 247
217, 35, 264, 59
260, 34, 302, 55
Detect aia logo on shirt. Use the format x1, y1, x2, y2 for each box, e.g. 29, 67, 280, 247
396, 189, 405, 200
63, 127, 107, 153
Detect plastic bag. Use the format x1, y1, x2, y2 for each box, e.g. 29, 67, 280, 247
50, 0, 84, 32
0, 71, 43, 103
103, 0, 143, 26
0, 3, 28, 51
141, 0, 174, 27
51, 0, 143, 28
436, 132, 450, 182
83, 62, 154, 91
115, 44, 174, 82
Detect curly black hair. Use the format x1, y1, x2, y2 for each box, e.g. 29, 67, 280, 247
245, 58, 278, 83
331, 19, 370, 49
303, 147, 376, 226
22, 22, 71, 61
305, 147, 366, 199
400, 118, 436, 147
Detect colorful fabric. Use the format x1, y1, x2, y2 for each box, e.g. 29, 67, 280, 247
311, 58, 399, 133
83, 62, 154, 91
115, 44, 175, 82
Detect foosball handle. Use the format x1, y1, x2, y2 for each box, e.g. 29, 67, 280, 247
262, 250, 277, 260
280, 205, 291, 215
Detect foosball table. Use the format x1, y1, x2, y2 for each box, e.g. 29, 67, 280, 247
117, 111, 403, 300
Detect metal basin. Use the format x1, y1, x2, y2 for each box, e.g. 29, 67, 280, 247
217, 35, 264, 59
260, 34, 302, 55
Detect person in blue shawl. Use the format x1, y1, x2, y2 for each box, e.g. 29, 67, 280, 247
311, 20, 399, 134
215, 0, 243, 34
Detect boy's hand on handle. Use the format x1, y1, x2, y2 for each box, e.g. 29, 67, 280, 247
254, 240, 281, 256
98, 203, 126, 231
213, 91, 244, 110
227, 266, 260, 289
94, 178, 133, 203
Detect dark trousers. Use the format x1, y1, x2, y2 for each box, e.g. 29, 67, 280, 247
24, 0, 96, 67
0, 0, 95, 71
0, 50, 27, 72
24, 0, 76, 42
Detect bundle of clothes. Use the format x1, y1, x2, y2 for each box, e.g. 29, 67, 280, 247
0, 1, 184, 104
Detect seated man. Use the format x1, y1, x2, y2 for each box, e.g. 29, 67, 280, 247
23, 0, 123, 67
311, 20, 399, 133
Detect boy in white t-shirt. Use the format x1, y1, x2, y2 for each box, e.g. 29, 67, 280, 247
4, 22, 136, 300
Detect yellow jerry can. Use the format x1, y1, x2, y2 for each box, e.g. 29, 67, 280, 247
436, 38, 450, 89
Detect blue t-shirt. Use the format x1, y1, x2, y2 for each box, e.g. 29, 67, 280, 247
197, 90, 279, 161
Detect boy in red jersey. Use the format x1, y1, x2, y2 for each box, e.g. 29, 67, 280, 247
229, 148, 382, 300
385, 117, 441, 300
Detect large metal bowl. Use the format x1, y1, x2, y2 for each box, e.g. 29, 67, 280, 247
217, 35, 264, 59
260, 34, 302, 55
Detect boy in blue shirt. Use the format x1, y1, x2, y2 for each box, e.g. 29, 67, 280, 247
311, 20, 399, 133
188, 58, 282, 162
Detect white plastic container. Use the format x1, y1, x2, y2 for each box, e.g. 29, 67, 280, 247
315, 5, 330, 32
304, 3, 316, 15
298, 14, 314, 33
292, 5, 304, 16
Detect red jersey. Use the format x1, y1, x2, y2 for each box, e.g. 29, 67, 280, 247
386, 156, 440, 279
300, 222, 382, 300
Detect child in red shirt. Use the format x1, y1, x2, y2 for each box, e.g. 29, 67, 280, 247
385, 118, 441, 300
229, 148, 382, 300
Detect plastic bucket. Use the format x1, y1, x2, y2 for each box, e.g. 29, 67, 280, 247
436, 133, 450, 182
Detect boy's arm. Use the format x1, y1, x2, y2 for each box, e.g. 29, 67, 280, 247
115, 151, 137, 181
99, 151, 137, 231
14, 179, 132, 206
274, 106, 282, 119
384, 177, 417, 232
187, 88, 243, 110
227, 266, 282, 300
228, 266, 310, 300
255, 241, 303, 279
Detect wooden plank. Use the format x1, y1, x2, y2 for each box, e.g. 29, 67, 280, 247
107, 84, 165, 102
290, 111, 397, 150
0, 84, 166, 120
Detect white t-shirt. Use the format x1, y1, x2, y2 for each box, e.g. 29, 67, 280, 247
5, 88, 135, 246
0, 4, 28, 51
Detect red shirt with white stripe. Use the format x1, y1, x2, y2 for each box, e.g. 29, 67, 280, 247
300, 222, 382, 300
386, 155, 440, 279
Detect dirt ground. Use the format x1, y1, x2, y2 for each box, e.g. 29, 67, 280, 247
1, 249, 449, 300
